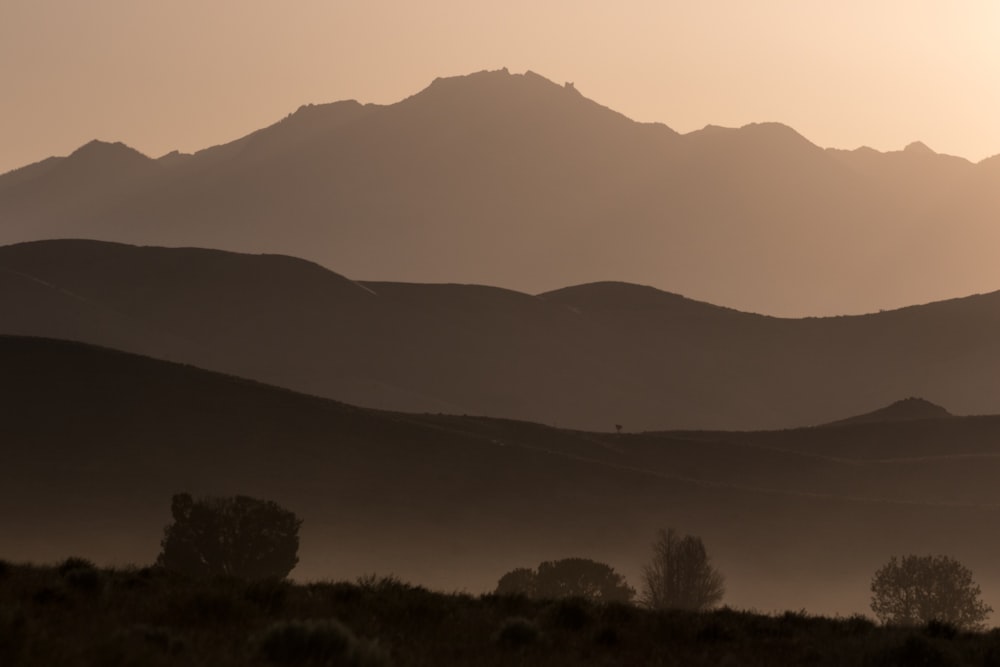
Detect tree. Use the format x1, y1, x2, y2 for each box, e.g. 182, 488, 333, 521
870, 554, 992, 630
641, 528, 725, 611
496, 567, 537, 597
157, 493, 302, 579
495, 558, 635, 603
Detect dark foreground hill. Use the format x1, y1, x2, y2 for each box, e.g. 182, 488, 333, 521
5, 335, 1000, 619
4, 563, 997, 667
4, 239, 1000, 430
2, 69, 1000, 316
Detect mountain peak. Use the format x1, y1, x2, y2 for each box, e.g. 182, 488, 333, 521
825, 397, 952, 427
65, 140, 154, 172
903, 140, 935, 155
70, 139, 148, 160
419, 68, 564, 99
688, 121, 819, 155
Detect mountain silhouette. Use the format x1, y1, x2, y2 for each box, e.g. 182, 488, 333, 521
4, 239, 1000, 430
825, 397, 953, 426
2, 69, 999, 315
5, 334, 1000, 616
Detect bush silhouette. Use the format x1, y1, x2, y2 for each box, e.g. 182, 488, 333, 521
640, 528, 725, 611
495, 558, 634, 603
495, 567, 537, 597
157, 493, 301, 579
258, 618, 388, 666
870, 554, 992, 631
495, 617, 541, 648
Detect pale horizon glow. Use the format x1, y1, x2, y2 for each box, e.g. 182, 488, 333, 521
2, 1, 1000, 174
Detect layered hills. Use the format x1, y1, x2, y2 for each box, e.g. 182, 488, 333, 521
3, 239, 1000, 431
2, 69, 999, 316
4, 335, 1000, 618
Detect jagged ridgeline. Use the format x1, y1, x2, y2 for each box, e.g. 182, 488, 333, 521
2, 69, 1000, 316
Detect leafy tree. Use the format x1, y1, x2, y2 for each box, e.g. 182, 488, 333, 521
157, 493, 302, 579
496, 567, 537, 597
870, 554, 992, 630
641, 528, 725, 611
495, 558, 634, 603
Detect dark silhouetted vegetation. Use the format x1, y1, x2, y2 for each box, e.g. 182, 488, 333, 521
258, 618, 389, 666
5, 561, 1000, 666
641, 528, 725, 611
157, 493, 302, 580
871, 554, 992, 631
495, 557, 635, 603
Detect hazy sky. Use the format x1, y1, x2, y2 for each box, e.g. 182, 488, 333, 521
3, 1, 999, 174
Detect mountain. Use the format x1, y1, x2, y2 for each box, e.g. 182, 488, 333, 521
825, 397, 953, 426
2, 69, 999, 316
3, 239, 1000, 431
5, 334, 1000, 618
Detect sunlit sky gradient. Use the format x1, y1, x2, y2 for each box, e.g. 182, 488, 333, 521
2, 1, 999, 174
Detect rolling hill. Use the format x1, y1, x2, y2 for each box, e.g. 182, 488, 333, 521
3, 239, 1000, 431
2, 69, 999, 316
4, 335, 1000, 619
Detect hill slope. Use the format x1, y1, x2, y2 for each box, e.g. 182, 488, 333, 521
4, 239, 1000, 430
5, 335, 1000, 618
825, 397, 953, 426
2, 69, 999, 316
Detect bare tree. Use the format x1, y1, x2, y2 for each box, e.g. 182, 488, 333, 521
641, 528, 725, 611
871, 554, 992, 630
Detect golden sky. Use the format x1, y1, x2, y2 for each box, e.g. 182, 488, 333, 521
2, 1, 999, 174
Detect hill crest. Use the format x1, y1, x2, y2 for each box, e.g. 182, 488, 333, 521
825, 397, 953, 427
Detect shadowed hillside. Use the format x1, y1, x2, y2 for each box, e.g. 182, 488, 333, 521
2, 69, 1000, 315
5, 335, 1000, 619
3, 240, 1000, 430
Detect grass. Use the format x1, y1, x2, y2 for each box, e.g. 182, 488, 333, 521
3, 560, 1000, 666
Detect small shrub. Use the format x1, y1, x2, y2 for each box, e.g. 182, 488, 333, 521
879, 634, 959, 667
495, 616, 541, 648
0, 605, 27, 663
245, 578, 291, 614
32, 586, 68, 606
545, 597, 592, 630
311, 581, 363, 605
696, 618, 734, 644
594, 626, 619, 646
0, 559, 11, 578
482, 591, 534, 617
112, 624, 187, 656
843, 613, 876, 636
259, 618, 389, 666
176, 587, 251, 627
58, 557, 96, 576
925, 619, 959, 640
66, 567, 103, 593
982, 642, 1000, 667
601, 601, 640, 626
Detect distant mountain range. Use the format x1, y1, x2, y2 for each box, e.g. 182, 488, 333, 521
2, 68, 999, 316
4, 239, 1000, 431
5, 335, 1000, 617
